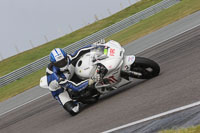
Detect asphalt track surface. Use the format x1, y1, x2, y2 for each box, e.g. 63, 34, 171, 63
113, 104, 200, 133
1, 25, 200, 133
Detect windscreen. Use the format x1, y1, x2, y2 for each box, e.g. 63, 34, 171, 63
91, 45, 108, 56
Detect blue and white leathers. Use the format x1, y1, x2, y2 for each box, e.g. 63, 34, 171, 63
46, 45, 93, 106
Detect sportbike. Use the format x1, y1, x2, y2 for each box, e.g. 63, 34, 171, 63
40, 40, 160, 115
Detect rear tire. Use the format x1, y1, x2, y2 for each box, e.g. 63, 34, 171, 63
130, 57, 160, 79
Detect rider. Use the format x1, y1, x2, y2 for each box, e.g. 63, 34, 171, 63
46, 45, 97, 115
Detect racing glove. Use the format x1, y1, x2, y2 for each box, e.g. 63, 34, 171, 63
88, 73, 101, 85
88, 79, 95, 86
58, 77, 65, 83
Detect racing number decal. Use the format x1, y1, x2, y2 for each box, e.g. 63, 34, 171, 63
110, 48, 115, 56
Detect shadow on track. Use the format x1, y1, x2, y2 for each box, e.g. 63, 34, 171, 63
78, 79, 148, 114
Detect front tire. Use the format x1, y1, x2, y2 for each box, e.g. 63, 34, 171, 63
130, 57, 160, 79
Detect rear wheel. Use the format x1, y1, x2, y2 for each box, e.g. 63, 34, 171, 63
130, 57, 160, 79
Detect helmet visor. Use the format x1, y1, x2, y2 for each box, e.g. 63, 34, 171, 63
53, 58, 68, 68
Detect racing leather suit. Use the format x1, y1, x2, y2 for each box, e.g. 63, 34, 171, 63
46, 45, 93, 106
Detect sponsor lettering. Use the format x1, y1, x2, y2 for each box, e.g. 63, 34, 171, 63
110, 48, 115, 56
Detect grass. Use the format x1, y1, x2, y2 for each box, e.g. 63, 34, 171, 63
0, 68, 45, 102
107, 0, 200, 45
160, 125, 200, 133
0, 0, 200, 102
0, 0, 161, 77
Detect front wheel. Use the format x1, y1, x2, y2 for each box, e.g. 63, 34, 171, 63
130, 57, 160, 79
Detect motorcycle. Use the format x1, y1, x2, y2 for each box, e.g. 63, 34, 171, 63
40, 40, 160, 115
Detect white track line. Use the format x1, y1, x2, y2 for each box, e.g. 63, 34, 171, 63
0, 92, 50, 117
1, 18, 200, 117
103, 101, 200, 133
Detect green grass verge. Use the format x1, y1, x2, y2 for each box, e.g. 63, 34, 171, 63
0, 0, 161, 77
0, 0, 200, 102
107, 0, 200, 45
0, 68, 45, 102
160, 125, 200, 133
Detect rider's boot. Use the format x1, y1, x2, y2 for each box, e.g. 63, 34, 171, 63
63, 101, 80, 116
